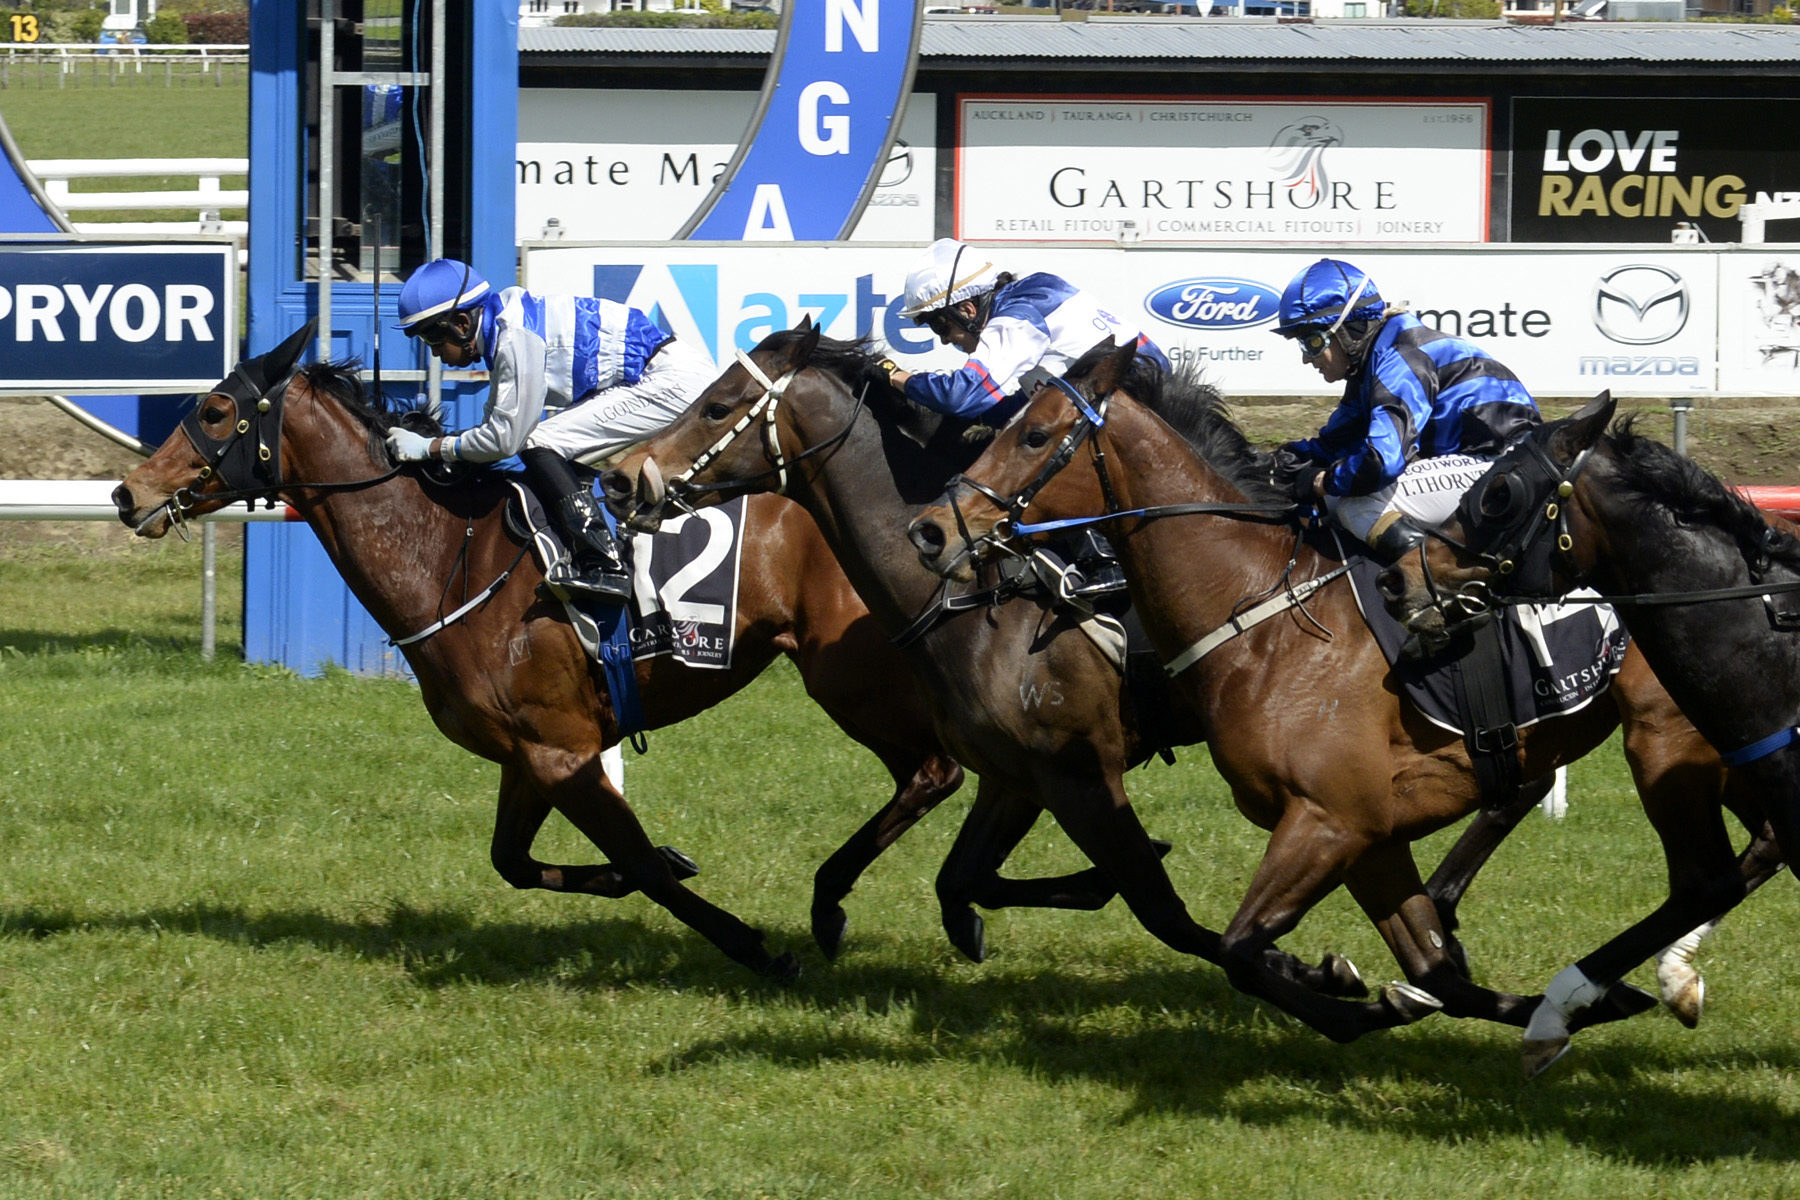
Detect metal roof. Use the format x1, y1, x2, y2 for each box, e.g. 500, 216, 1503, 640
519, 19, 1800, 65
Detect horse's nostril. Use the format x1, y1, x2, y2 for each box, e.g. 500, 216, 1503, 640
909, 520, 946, 558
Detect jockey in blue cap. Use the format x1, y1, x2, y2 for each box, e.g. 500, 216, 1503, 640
1271, 257, 1541, 563
884, 239, 1171, 597
390, 258, 716, 603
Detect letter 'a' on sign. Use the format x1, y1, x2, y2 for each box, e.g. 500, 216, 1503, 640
678, 0, 925, 242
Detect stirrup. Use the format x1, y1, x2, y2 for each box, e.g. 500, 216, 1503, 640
1068, 561, 1128, 599
546, 559, 631, 604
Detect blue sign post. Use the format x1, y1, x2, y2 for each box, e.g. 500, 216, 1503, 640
680, 0, 924, 241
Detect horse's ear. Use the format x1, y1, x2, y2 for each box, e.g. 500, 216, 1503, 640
1087, 337, 1136, 395
792, 315, 822, 367
793, 314, 814, 334
1557, 390, 1615, 456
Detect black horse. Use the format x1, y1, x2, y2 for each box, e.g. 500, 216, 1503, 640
1379, 392, 1790, 1075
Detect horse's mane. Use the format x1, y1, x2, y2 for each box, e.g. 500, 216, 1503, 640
764, 328, 992, 469
1608, 413, 1800, 576
1061, 342, 1285, 506
299, 359, 446, 437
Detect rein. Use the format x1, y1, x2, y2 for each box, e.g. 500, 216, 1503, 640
942, 373, 1294, 564
655, 348, 871, 512
170, 361, 514, 647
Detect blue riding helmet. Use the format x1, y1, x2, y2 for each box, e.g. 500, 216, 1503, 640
395, 258, 490, 332
1274, 258, 1384, 337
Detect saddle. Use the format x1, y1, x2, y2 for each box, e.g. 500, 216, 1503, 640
1334, 529, 1630, 806
503, 480, 750, 737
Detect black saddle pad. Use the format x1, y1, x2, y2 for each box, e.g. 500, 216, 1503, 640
1321, 530, 1631, 735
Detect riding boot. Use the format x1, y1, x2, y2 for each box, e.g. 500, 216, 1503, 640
522, 448, 632, 604
1068, 528, 1128, 599
1367, 515, 1428, 566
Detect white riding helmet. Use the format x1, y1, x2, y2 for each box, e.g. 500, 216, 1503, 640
899, 239, 999, 319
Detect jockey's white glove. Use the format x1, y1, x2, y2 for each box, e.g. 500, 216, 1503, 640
386, 427, 435, 462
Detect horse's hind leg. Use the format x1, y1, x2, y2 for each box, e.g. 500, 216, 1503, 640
533, 750, 798, 980
811, 752, 965, 960
490, 763, 697, 897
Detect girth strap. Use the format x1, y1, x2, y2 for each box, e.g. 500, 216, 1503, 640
1450, 619, 1523, 808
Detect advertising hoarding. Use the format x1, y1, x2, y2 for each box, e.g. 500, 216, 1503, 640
0, 241, 236, 394
518, 90, 936, 245
524, 242, 1745, 398
1510, 97, 1800, 244
955, 97, 1491, 245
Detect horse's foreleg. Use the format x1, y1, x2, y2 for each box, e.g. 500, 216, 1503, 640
1422, 774, 1552, 974
491, 763, 697, 898
1345, 839, 1548, 1029
933, 779, 1042, 962
540, 751, 798, 980
810, 752, 965, 960
1037, 783, 1406, 1040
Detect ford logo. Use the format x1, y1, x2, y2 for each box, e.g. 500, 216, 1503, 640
1145, 277, 1281, 330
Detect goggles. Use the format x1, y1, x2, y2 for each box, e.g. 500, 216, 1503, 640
1296, 329, 1331, 360
414, 317, 459, 346
912, 309, 956, 333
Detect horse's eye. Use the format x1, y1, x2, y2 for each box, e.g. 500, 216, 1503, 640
200, 405, 227, 425
1022, 428, 1051, 451
704, 402, 732, 422
1478, 477, 1514, 519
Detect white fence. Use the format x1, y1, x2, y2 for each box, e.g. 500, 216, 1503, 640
27, 156, 248, 238
0, 43, 247, 85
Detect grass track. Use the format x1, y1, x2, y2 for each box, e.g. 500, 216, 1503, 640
1, 544, 1798, 1198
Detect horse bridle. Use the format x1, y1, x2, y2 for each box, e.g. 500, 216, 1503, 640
1407, 434, 1596, 631
938, 375, 1120, 563
149, 365, 402, 538
653, 347, 870, 514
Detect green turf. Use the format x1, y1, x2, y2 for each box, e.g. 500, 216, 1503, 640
0, 543, 1797, 1199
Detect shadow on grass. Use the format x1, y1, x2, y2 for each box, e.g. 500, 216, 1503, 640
6, 899, 1799, 1167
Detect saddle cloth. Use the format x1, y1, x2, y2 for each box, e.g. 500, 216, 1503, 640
504, 481, 747, 671
1341, 546, 1630, 737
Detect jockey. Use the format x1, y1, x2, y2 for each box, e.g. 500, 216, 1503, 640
1270, 257, 1541, 563
886, 238, 1171, 423
389, 258, 716, 603
886, 239, 1171, 597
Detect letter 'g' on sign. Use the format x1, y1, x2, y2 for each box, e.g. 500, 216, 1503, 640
799, 82, 852, 156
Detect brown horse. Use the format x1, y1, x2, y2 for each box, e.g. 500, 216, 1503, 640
904, 341, 1774, 1052
598, 324, 1655, 1042
109, 327, 976, 979
1379, 393, 1791, 1074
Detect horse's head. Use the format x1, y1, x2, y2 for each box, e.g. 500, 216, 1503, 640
602, 317, 864, 532
113, 321, 317, 538
906, 340, 1137, 581
1378, 391, 1616, 659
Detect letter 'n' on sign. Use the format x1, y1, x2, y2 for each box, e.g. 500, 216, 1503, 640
678, 0, 924, 242
826, 0, 879, 52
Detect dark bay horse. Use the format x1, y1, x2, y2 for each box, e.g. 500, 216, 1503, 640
1380, 392, 1790, 1074
904, 341, 1767, 1056
599, 324, 1633, 1043
110, 327, 973, 978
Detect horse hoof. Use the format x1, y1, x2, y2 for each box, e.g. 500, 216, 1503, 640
1321, 952, 1368, 999
945, 908, 986, 963
1658, 963, 1705, 1029
1522, 1035, 1572, 1081
1381, 981, 1444, 1024
656, 845, 700, 880
1666, 973, 1705, 1029
811, 905, 849, 962
762, 951, 802, 984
